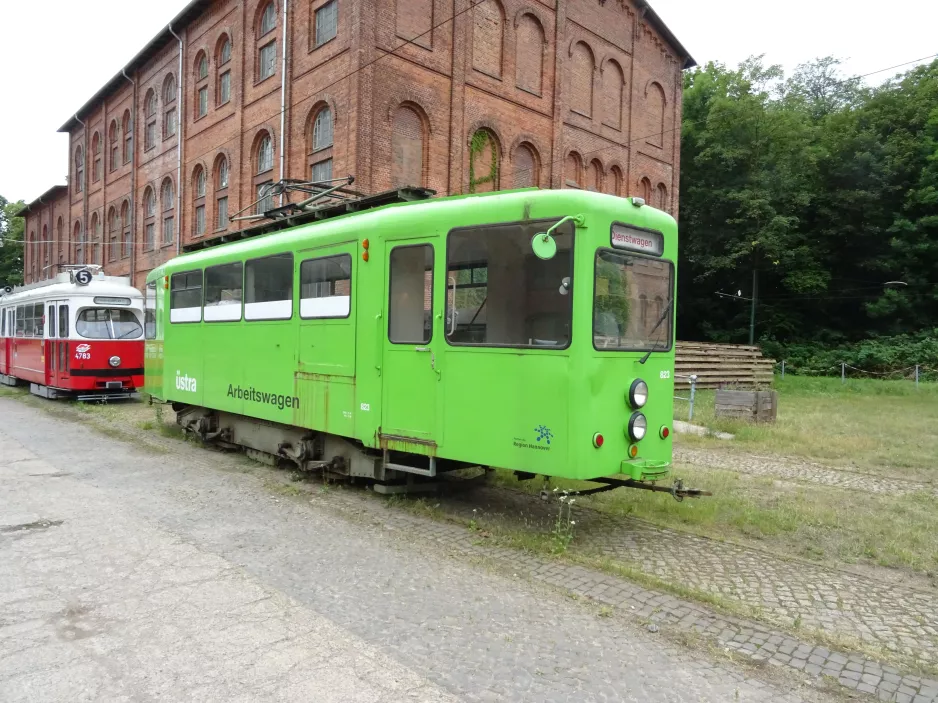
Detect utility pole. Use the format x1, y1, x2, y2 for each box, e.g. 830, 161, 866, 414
749, 268, 758, 345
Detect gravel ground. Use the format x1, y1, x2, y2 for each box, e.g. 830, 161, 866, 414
0, 397, 828, 703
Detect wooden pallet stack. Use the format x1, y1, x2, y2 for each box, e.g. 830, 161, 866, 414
674, 342, 775, 389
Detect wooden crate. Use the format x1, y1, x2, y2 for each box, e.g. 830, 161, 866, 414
714, 390, 778, 422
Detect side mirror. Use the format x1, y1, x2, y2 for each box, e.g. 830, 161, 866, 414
531, 214, 585, 261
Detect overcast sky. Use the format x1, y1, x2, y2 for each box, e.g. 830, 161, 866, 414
2, 0, 936, 204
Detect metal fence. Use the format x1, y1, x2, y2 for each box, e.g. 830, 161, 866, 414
777, 360, 936, 387
673, 373, 698, 421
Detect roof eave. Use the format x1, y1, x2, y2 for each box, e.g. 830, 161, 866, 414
639, 0, 697, 70
14, 185, 69, 217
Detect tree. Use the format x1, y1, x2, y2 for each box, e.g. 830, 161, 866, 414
0, 195, 25, 288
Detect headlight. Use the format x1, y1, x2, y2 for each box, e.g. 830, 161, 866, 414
109, 356, 121, 368
628, 379, 648, 409
628, 413, 647, 441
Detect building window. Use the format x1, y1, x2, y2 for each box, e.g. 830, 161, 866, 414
143, 187, 156, 251
260, 3, 277, 35
108, 121, 119, 172
74, 221, 83, 264
315, 0, 338, 47
259, 41, 276, 81
122, 110, 133, 164
193, 166, 206, 237
163, 74, 177, 139
215, 155, 229, 230
197, 52, 208, 80
90, 213, 100, 264
161, 178, 175, 245
144, 90, 157, 150
75, 145, 84, 193
257, 134, 274, 174
197, 86, 208, 118
120, 201, 131, 258
391, 104, 426, 188
217, 35, 232, 105
256, 182, 274, 214
91, 132, 101, 182
313, 107, 333, 151
311, 159, 333, 182
108, 207, 119, 262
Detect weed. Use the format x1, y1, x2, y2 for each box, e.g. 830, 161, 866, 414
598, 605, 613, 618
550, 490, 577, 554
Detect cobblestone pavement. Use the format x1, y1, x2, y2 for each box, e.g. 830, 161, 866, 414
673, 446, 934, 496
0, 398, 826, 703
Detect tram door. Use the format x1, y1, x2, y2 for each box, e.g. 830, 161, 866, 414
48, 301, 69, 387
381, 239, 442, 445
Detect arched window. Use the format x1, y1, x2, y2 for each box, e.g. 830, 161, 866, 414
511, 143, 539, 189
109, 120, 120, 172
640, 177, 652, 202
569, 42, 595, 118
472, 0, 504, 78
73, 221, 83, 265
309, 106, 334, 182
90, 213, 100, 265
41, 225, 48, 278
195, 51, 209, 119
120, 201, 131, 258
609, 166, 623, 197
216, 34, 232, 105
640, 294, 649, 326
193, 166, 206, 237
254, 133, 275, 214
515, 13, 545, 95
91, 132, 101, 182
564, 151, 582, 188
215, 155, 230, 229
163, 74, 177, 139
588, 159, 603, 192
646, 82, 666, 148
56, 217, 64, 265
143, 187, 156, 251
74, 145, 84, 193
656, 183, 668, 210
257, 2, 278, 82
467, 128, 499, 193
144, 89, 157, 150
161, 178, 175, 245
122, 110, 133, 164
601, 60, 625, 131
391, 105, 425, 188
108, 206, 119, 262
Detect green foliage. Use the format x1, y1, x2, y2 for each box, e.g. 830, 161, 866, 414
679, 57, 938, 350
468, 130, 498, 194
0, 195, 26, 287
763, 331, 938, 379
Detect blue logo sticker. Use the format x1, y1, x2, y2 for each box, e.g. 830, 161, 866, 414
535, 425, 553, 445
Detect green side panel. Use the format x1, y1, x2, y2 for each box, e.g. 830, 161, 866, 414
294, 373, 356, 436
202, 322, 246, 416
442, 351, 570, 474
165, 325, 205, 407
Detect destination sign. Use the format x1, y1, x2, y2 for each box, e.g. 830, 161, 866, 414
610, 224, 664, 256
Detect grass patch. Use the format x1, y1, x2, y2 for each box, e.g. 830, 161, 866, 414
675, 375, 938, 476
492, 467, 938, 576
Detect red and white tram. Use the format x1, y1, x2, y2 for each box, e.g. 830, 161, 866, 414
0, 267, 145, 400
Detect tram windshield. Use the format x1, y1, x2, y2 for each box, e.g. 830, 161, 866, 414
593, 251, 674, 351
76, 308, 143, 340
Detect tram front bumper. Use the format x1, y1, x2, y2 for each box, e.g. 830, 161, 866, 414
619, 459, 671, 482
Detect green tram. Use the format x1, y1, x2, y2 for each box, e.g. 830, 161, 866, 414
146, 187, 699, 497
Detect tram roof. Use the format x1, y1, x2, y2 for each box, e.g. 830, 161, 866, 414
0, 273, 141, 305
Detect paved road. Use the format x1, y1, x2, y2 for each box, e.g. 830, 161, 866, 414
0, 397, 820, 702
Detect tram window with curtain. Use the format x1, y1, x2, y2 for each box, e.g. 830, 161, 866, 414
445, 219, 574, 348
245, 253, 293, 320
170, 270, 204, 323
204, 262, 243, 322
300, 254, 351, 319
48, 305, 56, 338
59, 305, 68, 338
15, 306, 25, 337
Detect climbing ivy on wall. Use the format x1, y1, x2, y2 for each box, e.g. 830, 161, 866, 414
468, 130, 498, 193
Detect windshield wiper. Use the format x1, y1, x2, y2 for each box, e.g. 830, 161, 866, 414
638, 298, 673, 365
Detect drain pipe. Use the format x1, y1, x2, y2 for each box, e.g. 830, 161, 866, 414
168, 23, 184, 255
278, 0, 289, 205
122, 69, 136, 284
74, 115, 89, 268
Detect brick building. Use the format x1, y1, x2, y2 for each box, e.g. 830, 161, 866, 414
18, 0, 693, 288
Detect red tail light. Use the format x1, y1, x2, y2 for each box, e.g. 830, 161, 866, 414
592, 433, 604, 448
